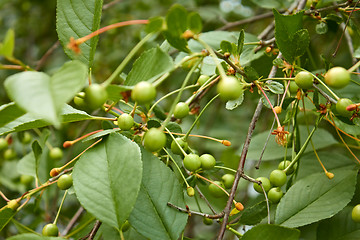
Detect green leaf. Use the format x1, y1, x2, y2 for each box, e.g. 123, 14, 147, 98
56, 0, 103, 67
244, 66, 259, 82
275, 169, 358, 228
242, 224, 300, 240
239, 201, 268, 225
0, 103, 25, 128
7, 233, 66, 240
125, 47, 174, 86
266, 80, 284, 94
245, 126, 337, 161
4, 61, 87, 127
129, 148, 188, 240
0, 207, 16, 231
220, 41, 233, 54
146, 16, 165, 33
17, 152, 36, 177
317, 206, 360, 240
0, 104, 92, 138
226, 92, 244, 110
73, 133, 142, 230
237, 30, 244, 56
32, 140, 43, 181
0, 29, 15, 58
105, 85, 130, 102
273, 9, 307, 63
187, 12, 202, 34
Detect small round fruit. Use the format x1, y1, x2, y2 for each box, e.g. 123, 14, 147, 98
222, 174, 235, 189
49, 147, 63, 161
268, 187, 283, 203
336, 98, 354, 117
3, 148, 16, 160
85, 84, 108, 109
198, 75, 210, 86
200, 154, 216, 170
253, 177, 271, 193
187, 186, 195, 197
351, 204, 360, 223
57, 174, 73, 190
121, 220, 130, 232
21, 132, 32, 144
203, 217, 213, 225
174, 102, 190, 119
143, 128, 166, 152
269, 169, 287, 187
183, 154, 201, 172
278, 160, 295, 175
131, 81, 156, 104
217, 76, 243, 101
42, 223, 59, 237
295, 71, 313, 89
289, 81, 299, 94
20, 175, 33, 186
324, 67, 350, 89
208, 181, 225, 198
118, 113, 134, 131
0, 138, 8, 151
274, 106, 282, 114
171, 138, 188, 155
7, 200, 19, 211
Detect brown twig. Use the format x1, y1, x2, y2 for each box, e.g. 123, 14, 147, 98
103, 0, 122, 10
195, 186, 217, 215
167, 202, 224, 219
81, 220, 102, 240
35, 41, 60, 71
62, 206, 84, 235
219, 11, 277, 31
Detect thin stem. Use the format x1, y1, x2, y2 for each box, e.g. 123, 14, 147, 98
0, 191, 10, 202
256, 83, 281, 127
306, 70, 340, 101
165, 128, 187, 156
167, 202, 224, 219
62, 207, 84, 235
163, 148, 189, 187
214, 166, 237, 173
349, 60, 360, 73
53, 190, 68, 225
65, 217, 96, 238
184, 94, 219, 141
102, 32, 155, 87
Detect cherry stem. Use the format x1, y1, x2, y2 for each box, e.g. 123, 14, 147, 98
349, 59, 360, 72
304, 69, 340, 101
214, 166, 236, 173
256, 83, 282, 127
167, 202, 224, 219
184, 94, 219, 141
329, 112, 360, 164
0, 191, 10, 202
73, 20, 148, 46
53, 190, 68, 225
63, 130, 104, 148
168, 132, 231, 146
165, 128, 187, 156
163, 148, 190, 188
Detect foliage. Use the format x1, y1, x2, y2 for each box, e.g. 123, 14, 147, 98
0, 0, 360, 239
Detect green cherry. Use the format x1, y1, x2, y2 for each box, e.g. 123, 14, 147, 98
295, 71, 313, 89
253, 177, 271, 193
269, 169, 287, 187
217, 76, 243, 101
222, 174, 235, 189
0, 138, 8, 151
171, 138, 188, 155
84, 84, 108, 110
278, 160, 295, 175
42, 223, 59, 237
173, 102, 190, 119
336, 98, 354, 117
352, 204, 360, 223
143, 128, 166, 152
4, 148, 16, 160
268, 187, 283, 203
208, 181, 225, 198
57, 174, 73, 190
183, 154, 201, 172
131, 81, 156, 104
118, 113, 134, 131
49, 147, 63, 161
324, 67, 350, 89
199, 154, 216, 170
198, 75, 210, 86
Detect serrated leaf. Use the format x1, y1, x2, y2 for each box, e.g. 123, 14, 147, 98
7, 233, 66, 240
56, 0, 103, 67
0, 207, 16, 231
187, 12, 202, 34
226, 92, 244, 110
273, 9, 305, 63
0, 29, 15, 58
125, 47, 174, 86
275, 169, 357, 228
242, 224, 300, 240
4, 61, 87, 127
73, 133, 142, 230
237, 30, 244, 56
129, 148, 188, 240
291, 29, 310, 58
0, 104, 93, 136
239, 201, 268, 225
266, 80, 284, 94
0, 102, 25, 128
317, 206, 360, 240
